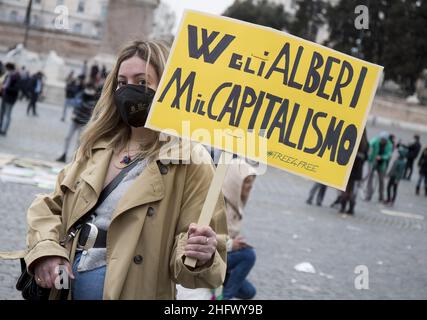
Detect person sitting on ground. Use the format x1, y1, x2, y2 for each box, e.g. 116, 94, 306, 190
222, 158, 258, 300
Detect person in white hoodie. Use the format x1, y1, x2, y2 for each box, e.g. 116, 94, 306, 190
222, 158, 258, 300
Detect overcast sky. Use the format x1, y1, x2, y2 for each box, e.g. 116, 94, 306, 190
162, 0, 235, 33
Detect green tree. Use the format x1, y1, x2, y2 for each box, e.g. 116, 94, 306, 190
325, 0, 389, 63
223, 0, 290, 31
290, 0, 328, 42
326, 0, 427, 95
382, 0, 427, 94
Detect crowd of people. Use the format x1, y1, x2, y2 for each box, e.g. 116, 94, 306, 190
0, 62, 44, 136
0, 59, 106, 163
306, 130, 427, 215
56, 64, 106, 163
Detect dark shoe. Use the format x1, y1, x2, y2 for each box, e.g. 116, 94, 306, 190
346, 209, 354, 215
416, 186, 420, 195
316, 202, 322, 206
56, 154, 66, 163
306, 199, 312, 205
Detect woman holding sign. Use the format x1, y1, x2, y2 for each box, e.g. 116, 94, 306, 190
22, 40, 228, 300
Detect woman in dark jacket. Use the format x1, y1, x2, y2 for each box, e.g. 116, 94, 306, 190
339, 130, 369, 214
0, 63, 20, 135
416, 147, 427, 196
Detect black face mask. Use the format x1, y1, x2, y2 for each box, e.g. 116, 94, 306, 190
113, 84, 156, 128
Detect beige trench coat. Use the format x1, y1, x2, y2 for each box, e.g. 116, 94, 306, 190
20, 139, 227, 299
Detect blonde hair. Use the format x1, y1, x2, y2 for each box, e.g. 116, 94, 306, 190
78, 40, 170, 160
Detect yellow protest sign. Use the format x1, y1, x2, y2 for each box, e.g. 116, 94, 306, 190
146, 10, 383, 190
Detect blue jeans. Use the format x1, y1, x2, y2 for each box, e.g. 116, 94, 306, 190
72, 251, 106, 300
61, 97, 77, 120
0, 100, 15, 133
307, 183, 327, 205
417, 174, 427, 189
223, 247, 256, 300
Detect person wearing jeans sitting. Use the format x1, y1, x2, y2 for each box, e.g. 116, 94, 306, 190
222, 158, 258, 300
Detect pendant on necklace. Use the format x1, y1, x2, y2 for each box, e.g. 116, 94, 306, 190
120, 155, 131, 164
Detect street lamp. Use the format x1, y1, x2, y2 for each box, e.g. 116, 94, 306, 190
23, 0, 33, 47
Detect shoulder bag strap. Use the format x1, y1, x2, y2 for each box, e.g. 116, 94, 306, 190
62, 158, 142, 245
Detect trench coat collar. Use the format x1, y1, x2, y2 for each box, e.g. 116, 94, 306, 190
79, 143, 113, 198
112, 138, 196, 219
79, 137, 191, 219
111, 160, 165, 221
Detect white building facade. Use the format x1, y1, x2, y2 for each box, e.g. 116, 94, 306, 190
0, 0, 108, 38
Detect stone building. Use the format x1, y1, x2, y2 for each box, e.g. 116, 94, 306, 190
0, 0, 159, 105
0, 0, 159, 59
100, 0, 159, 55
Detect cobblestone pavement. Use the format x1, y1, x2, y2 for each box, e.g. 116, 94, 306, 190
1, 100, 426, 300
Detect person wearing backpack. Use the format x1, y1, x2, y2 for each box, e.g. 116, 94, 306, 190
61, 71, 80, 122
56, 82, 98, 163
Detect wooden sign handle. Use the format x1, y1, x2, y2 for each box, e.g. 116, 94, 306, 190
184, 151, 233, 268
